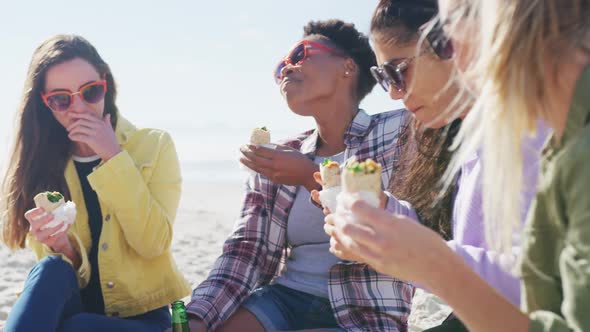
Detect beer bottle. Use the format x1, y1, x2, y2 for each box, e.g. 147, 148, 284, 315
171, 300, 190, 332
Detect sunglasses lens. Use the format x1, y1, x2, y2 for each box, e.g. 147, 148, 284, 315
81, 84, 106, 104
46, 94, 71, 112
370, 67, 389, 92
428, 21, 454, 60
383, 64, 405, 92
438, 40, 454, 60
289, 44, 306, 64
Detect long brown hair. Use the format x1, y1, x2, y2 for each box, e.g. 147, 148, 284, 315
389, 118, 460, 240
371, 0, 461, 239
1, 35, 119, 249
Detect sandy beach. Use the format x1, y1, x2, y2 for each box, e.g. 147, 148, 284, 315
0, 179, 450, 331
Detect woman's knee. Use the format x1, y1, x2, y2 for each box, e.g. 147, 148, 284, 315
59, 313, 95, 332
218, 307, 265, 332
27, 256, 75, 285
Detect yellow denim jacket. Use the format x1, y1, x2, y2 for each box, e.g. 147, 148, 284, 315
27, 115, 191, 318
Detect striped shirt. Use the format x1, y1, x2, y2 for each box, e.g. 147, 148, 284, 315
187, 109, 414, 331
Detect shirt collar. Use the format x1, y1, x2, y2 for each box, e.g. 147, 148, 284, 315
300, 109, 372, 155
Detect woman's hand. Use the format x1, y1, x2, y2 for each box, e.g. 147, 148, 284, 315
239, 144, 319, 191
327, 199, 532, 332
25, 207, 72, 253
325, 197, 448, 285
312, 171, 388, 215
67, 113, 121, 161
25, 207, 81, 269
311, 172, 331, 214
323, 215, 365, 262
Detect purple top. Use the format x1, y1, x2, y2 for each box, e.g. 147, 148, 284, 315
385, 127, 549, 306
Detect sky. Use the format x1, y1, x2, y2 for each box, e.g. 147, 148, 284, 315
0, 0, 405, 175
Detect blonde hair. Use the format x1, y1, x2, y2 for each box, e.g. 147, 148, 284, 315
445, 0, 590, 253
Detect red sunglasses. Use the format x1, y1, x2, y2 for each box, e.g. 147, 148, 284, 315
274, 40, 345, 84
41, 76, 107, 112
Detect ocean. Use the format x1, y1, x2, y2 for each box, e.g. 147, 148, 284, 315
0, 98, 403, 186
0, 118, 314, 185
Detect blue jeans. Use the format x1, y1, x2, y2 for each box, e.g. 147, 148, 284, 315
5, 256, 171, 332
241, 284, 345, 331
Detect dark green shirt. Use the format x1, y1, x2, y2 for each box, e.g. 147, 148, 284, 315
520, 66, 590, 332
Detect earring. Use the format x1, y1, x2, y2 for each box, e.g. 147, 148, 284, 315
345, 71, 350, 76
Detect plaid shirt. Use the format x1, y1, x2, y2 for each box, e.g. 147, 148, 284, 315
187, 109, 414, 331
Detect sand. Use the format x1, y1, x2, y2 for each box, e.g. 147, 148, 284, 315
0, 180, 449, 331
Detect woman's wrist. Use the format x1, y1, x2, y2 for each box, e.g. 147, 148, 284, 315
420, 241, 463, 292
303, 162, 321, 192
49, 235, 71, 254
52, 238, 82, 269
304, 175, 322, 192
421, 243, 530, 332
100, 146, 122, 162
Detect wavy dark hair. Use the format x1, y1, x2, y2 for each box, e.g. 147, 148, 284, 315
371, 0, 459, 240
389, 119, 460, 240
1, 35, 119, 249
303, 19, 377, 102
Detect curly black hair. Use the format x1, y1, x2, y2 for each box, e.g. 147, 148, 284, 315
303, 19, 377, 102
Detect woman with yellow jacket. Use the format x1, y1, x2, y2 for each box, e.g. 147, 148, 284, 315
2, 34, 190, 332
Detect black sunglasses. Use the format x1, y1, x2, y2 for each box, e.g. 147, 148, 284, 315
370, 55, 421, 93
424, 18, 454, 60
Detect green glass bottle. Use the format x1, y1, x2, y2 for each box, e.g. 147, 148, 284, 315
171, 300, 190, 332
